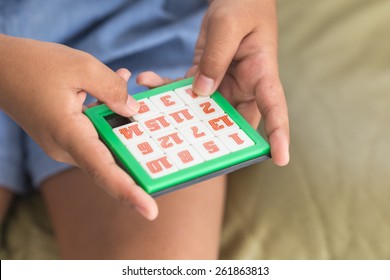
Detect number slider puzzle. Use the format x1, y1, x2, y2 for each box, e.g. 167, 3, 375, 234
85, 78, 271, 197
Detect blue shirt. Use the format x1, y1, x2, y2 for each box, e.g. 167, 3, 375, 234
0, 0, 207, 92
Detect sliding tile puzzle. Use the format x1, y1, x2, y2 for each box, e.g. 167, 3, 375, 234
85, 78, 270, 196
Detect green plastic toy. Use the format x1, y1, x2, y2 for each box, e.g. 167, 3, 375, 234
85, 77, 270, 196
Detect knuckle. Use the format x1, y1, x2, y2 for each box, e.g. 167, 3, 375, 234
114, 187, 140, 206
84, 164, 106, 187
100, 76, 128, 108
257, 73, 284, 96
115, 191, 132, 204
109, 76, 127, 102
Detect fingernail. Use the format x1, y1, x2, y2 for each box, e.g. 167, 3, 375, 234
194, 74, 215, 96
122, 70, 131, 82
126, 95, 140, 115
134, 205, 154, 220
117, 68, 131, 82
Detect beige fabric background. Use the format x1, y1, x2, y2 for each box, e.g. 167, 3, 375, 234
1, 0, 390, 259
221, 0, 390, 259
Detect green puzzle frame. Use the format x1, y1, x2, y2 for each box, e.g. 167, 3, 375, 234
85, 77, 271, 196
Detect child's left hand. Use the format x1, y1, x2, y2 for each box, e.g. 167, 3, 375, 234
190, 0, 290, 166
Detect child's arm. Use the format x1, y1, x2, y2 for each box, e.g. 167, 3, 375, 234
191, 0, 289, 166
0, 35, 157, 220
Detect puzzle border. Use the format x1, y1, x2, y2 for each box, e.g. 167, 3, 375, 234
85, 77, 271, 196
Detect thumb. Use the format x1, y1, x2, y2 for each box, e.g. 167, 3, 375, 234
83, 63, 139, 117
192, 16, 243, 96
116, 68, 131, 82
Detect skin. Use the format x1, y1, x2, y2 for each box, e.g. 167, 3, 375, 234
41, 169, 226, 259
0, 35, 157, 220
0, 0, 289, 258
192, 0, 289, 166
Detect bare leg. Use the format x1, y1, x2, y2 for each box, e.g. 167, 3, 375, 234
41, 168, 226, 259
0, 188, 13, 225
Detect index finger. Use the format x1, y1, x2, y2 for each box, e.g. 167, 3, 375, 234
192, 12, 245, 96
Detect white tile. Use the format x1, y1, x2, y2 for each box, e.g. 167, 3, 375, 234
141, 155, 178, 178
177, 121, 214, 144
131, 98, 159, 121
166, 146, 204, 170
165, 107, 198, 128
152, 130, 189, 152
113, 122, 148, 144
217, 129, 254, 152
125, 138, 164, 162
149, 91, 185, 112
189, 99, 224, 120
174, 84, 209, 105
203, 114, 240, 136
138, 114, 175, 136
192, 138, 230, 161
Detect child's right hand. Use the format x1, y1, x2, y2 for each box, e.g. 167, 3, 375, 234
0, 35, 158, 220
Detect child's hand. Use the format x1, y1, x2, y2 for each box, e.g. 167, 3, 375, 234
191, 0, 289, 166
0, 35, 157, 220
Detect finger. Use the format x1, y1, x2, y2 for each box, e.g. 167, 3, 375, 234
190, 14, 207, 78
136, 71, 173, 88
83, 69, 132, 111
256, 76, 290, 166
185, 65, 198, 78
192, 13, 245, 96
82, 62, 139, 117
84, 101, 101, 109
116, 68, 131, 82
67, 118, 158, 220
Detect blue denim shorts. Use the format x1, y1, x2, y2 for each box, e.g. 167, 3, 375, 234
0, 0, 206, 193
